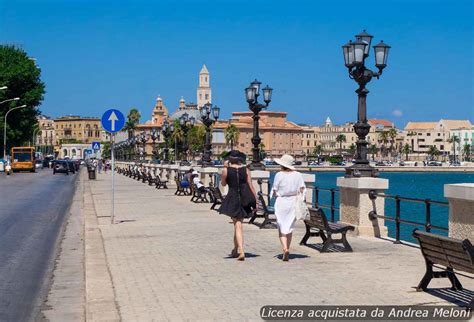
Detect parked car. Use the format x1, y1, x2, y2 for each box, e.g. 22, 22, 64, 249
35, 160, 44, 170
53, 160, 70, 175
449, 161, 461, 166
308, 160, 319, 166
212, 160, 223, 166
293, 161, 302, 166
427, 161, 443, 166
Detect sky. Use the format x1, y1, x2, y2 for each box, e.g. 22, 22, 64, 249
0, 0, 472, 128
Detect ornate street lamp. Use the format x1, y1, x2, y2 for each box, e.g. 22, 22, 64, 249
179, 112, 195, 161
151, 128, 159, 161
245, 79, 273, 170
200, 102, 220, 167
161, 119, 172, 163
139, 132, 147, 161
342, 30, 390, 177
130, 136, 137, 161
170, 123, 176, 162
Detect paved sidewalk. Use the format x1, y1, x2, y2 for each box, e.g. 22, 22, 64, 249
86, 172, 473, 321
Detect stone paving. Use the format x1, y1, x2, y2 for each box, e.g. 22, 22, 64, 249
86, 171, 473, 321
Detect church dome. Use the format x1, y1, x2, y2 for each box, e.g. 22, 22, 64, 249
169, 109, 202, 124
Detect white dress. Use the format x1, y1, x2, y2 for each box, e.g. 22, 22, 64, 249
271, 171, 306, 234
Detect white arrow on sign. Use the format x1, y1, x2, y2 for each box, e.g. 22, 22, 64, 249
108, 111, 118, 131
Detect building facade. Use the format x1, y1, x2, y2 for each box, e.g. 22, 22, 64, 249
213, 111, 304, 159
403, 119, 472, 160
196, 64, 211, 108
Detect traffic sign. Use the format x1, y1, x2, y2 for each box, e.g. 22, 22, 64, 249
92, 142, 101, 150
84, 149, 93, 155
101, 109, 125, 133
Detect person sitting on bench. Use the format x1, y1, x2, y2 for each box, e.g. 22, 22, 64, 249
192, 171, 208, 193
180, 168, 193, 188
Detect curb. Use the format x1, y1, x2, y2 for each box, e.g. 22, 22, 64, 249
83, 171, 121, 321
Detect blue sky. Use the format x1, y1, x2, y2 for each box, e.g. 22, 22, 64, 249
0, 0, 472, 127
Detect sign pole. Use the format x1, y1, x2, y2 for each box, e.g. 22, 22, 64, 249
111, 134, 115, 224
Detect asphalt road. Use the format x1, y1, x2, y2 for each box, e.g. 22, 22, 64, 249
0, 167, 79, 321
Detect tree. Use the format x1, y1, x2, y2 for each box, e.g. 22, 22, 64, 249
122, 108, 141, 139
378, 131, 389, 158
313, 144, 323, 156
188, 125, 206, 157
335, 134, 346, 155
171, 120, 184, 160
388, 128, 398, 158
224, 124, 239, 150
369, 144, 378, 161
0, 45, 45, 156
348, 143, 356, 157
101, 140, 111, 159
402, 143, 411, 161
428, 145, 440, 160
448, 135, 461, 162
463, 143, 471, 161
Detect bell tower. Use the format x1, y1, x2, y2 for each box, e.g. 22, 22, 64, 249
197, 64, 211, 108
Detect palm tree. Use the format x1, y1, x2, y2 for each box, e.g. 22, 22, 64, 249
224, 124, 240, 150
463, 143, 471, 161
369, 144, 378, 161
378, 131, 389, 158
171, 123, 184, 159
448, 135, 461, 162
123, 108, 141, 139
388, 128, 398, 158
402, 143, 411, 161
428, 145, 440, 160
188, 125, 206, 157
335, 134, 346, 155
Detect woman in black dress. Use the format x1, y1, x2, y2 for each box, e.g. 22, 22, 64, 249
219, 151, 257, 261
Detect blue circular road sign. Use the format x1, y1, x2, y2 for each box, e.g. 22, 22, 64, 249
101, 109, 125, 133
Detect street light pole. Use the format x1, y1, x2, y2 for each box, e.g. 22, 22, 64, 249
342, 30, 390, 178
3, 104, 27, 160
200, 102, 220, 167
245, 79, 273, 170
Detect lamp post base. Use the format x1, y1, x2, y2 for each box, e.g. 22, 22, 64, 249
345, 163, 379, 178
249, 161, 265, 171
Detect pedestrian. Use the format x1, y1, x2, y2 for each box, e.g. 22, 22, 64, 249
219, 150, 257, 261
98, 159, 103, 173
104, 159, 108, 173
271, 154, 306, 261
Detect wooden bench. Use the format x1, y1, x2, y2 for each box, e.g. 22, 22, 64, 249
299, 208, 355, 252
154, 174, 168, 189
249, 192, 276, 229
412, 229, 473, 305
190, 184, 209, 203
174, 178, 190, 196
208, 185, 225, 210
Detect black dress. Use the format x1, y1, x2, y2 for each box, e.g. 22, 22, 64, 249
219, 167, 256, 219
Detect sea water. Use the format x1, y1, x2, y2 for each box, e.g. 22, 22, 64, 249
268, 172, 474, 243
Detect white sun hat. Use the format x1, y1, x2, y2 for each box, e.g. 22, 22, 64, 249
192, 170, 199, 175
274, 154, 296, 170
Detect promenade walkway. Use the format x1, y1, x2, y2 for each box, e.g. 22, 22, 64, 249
85, 171, 473, 320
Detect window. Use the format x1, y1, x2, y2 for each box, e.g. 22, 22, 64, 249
205, 77, 207, 82
205, 94, 209, 100
427, 133, 431, 136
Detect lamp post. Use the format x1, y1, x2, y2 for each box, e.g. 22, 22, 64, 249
200, 102, 220, 167
3, 104, 28, 160
179, 112, 195, 161
139, 132, 147, 161
161, 119, 172, 163
150, 128, 159, 161
245, 79, 273, 170
342, 30, 390, 177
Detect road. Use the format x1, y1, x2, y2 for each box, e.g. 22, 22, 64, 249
0, 167, 79, 321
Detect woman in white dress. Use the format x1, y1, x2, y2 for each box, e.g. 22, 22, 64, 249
271, 154, 306, 261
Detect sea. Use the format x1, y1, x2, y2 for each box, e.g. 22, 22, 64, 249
268, 171, 474, 243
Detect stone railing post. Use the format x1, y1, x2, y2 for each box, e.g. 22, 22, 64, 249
250, 170, 270, 196
200, 167, 218, 187
169, 164, 179, 182
302, 173, 316, 206
337, 177, 389, 237
444, 183, 474, 240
